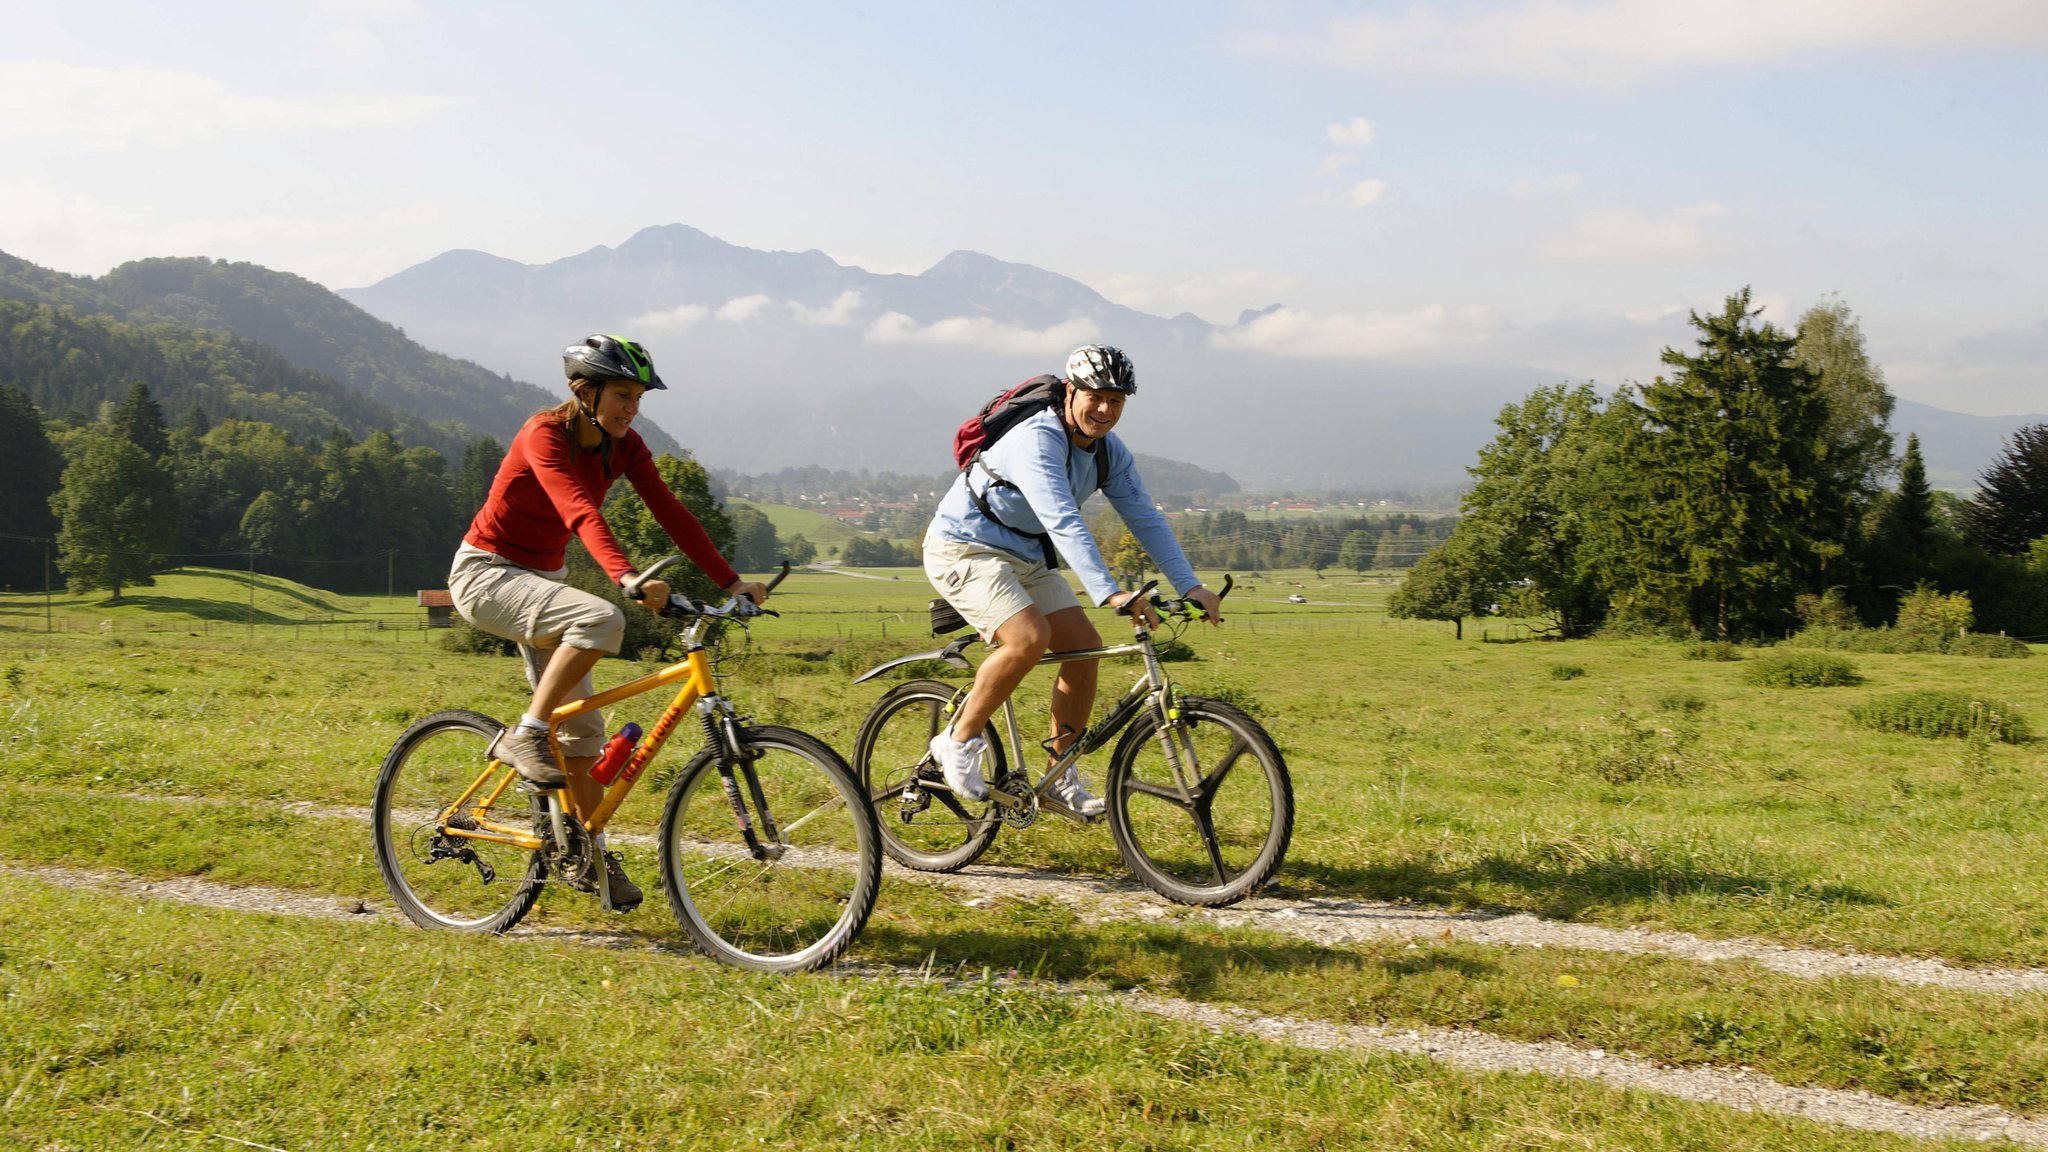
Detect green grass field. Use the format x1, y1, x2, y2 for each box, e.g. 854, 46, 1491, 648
2, 565, 2045, 1149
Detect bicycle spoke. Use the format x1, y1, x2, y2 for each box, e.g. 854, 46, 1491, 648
660, 727, 880, 972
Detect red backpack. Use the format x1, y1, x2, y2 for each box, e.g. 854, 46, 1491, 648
951, 374, 1099, 568
952, 374, 1064, 469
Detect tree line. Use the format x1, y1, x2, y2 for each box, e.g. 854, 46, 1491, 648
1389, 290, 2048, 641
0, 382, 799, 603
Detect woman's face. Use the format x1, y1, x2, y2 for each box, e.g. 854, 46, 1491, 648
591, 380, 647, 439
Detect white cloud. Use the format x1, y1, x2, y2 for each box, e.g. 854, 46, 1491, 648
307, 0, 425, 64
1318, 153, 1355, 176
867, 312, 1100, 355
787, 290, 862, 326
1510, 173, 1583, 196
631, 304, 711, 331
1281, 1, 2048, 89
1210, 304, 1497, 359
1092, 270, 1299, 322
716, 294, 774, 322
1539, 200, 1725, 261
1326, 117, 1377, 146
1346, 179, 1389, 208
0, 61, 452, 148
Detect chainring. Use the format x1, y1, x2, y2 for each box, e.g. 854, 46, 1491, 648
533, 798, 595, 888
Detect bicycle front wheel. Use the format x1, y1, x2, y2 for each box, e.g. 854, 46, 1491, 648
657, 725, 882, 973
372, 709, 545, 932
1106, 697, 1293, 907
852, 679, 1005, 872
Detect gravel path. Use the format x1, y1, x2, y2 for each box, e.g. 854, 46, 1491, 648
95, 791, 2048, 997
6, 861, 2047, 1148
889, 862, 2048, 997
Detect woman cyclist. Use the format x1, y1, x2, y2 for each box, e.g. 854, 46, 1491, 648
447, 334, 767, 910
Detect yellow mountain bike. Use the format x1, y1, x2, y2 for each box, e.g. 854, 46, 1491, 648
371, 559, 881, 973
852, 575, 1292, 907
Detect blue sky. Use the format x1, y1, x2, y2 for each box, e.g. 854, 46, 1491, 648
3, 1, 2045, 414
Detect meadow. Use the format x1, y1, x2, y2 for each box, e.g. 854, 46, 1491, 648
2, 564, 2045, 1150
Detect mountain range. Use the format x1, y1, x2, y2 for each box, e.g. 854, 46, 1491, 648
0, 229, 2032, 494
341, 224, 2041, 490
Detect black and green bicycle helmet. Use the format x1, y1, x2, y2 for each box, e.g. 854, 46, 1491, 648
563, 334, 666, 390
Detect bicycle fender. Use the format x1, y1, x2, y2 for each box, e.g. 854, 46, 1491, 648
854, 647, 972, 683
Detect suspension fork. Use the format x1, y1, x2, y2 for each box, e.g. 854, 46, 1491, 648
700, 698, 783, 861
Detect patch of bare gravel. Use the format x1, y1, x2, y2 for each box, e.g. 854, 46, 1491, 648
8, 861, 2046, 1149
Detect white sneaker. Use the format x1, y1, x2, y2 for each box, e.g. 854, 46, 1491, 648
1045, 765, 1106, 820
928, 732, 989, 802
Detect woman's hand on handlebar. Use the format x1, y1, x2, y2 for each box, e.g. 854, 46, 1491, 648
1187, 585, 1224, 626
628, 577, 671, 608
725, 578, 770, 607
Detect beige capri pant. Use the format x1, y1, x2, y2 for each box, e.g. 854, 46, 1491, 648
447, 542, 623, 757
923, 533, 1082, 638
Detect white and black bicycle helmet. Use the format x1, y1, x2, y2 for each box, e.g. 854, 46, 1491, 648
1065, 344, 1137, 395
563, 334, 666, 390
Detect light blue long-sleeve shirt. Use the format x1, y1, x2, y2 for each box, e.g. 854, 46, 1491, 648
929, 407, 1202, 606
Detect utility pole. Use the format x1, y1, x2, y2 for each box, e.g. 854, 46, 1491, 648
44, 544, 52, 634
247, 550, 257, 639
387, 549, 395, 602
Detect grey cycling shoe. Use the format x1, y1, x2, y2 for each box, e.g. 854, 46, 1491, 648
490, 725, 567, 788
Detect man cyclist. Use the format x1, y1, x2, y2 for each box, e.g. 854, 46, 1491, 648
922, 344, 1221, 819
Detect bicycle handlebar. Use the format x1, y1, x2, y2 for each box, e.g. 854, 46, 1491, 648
627, 556, 793, 622
1113, 573, 1234, 622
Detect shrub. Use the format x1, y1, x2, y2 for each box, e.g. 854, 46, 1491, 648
441, 621, 518, 656
1896, 586, 1973, 634
1946, 632, 2033, 658
1683, 641, 1741, 662
1743, 652, 1862, 688
1785, 624, 2029, 658
1548, 663, 1587, 681
1849, 690, 2032, 743
1794, 587, 1859, 630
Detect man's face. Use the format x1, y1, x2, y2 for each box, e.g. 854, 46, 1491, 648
1066, 384, 1127, 443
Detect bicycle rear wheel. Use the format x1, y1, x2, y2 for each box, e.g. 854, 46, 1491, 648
851, 679, 1005, 872
372, 709, 545, 932
1106, 697, 1293, 907
657, 725, 881, 973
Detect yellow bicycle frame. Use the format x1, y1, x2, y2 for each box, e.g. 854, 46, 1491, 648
436, 647, 718, 851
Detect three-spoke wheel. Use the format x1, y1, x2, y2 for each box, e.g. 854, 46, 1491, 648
1106, 697, 1293, 907
657, 726, 882, 973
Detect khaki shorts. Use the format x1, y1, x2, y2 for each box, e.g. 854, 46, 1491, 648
923, 534, 1081, 638
447, 543, 621, 757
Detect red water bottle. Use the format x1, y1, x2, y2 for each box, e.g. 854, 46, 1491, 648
588, 722, 643, 786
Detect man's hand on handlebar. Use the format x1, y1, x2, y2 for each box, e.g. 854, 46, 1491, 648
1111, 589, 1161, 629
1187, 585, 1224, 626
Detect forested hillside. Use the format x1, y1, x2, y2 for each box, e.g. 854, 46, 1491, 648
0, 298, 472, 457
0, 250, 682, 455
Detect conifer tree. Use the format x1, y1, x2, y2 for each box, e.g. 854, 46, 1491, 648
1959, 424, 2048, 555
1613, 288, 1838, 639
0, 386, 63, 588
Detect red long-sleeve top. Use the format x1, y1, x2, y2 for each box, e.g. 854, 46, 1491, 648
464, 415, 739, 591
